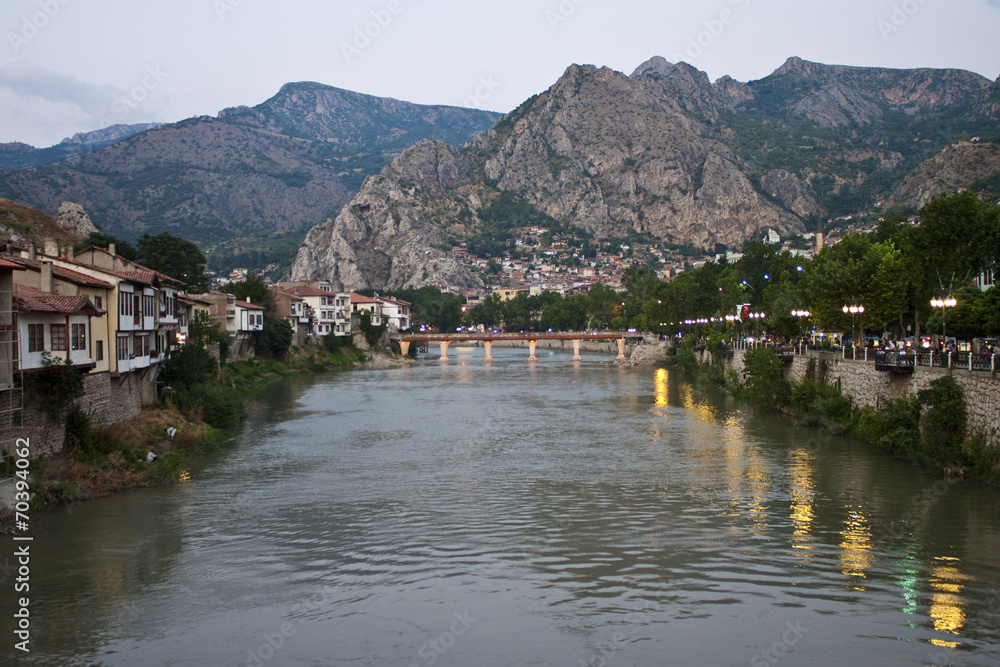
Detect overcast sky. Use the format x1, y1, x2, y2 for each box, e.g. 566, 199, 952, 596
2, 0, 999, 147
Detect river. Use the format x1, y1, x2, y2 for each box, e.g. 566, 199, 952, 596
4, 347, 1000, 666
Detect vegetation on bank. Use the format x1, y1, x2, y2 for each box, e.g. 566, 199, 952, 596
672, 340, 1000, 483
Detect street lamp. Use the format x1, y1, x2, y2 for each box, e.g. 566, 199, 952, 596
930, 294, 957, 341
842, 299, 864, 347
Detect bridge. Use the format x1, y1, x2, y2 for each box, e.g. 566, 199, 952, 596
389, 331, 646, 362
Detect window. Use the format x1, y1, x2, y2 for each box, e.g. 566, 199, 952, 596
96, 340, 104, 361
28, 324, 44, 353
71, 323, 87, 351
135, 335, 149, 357
117, 335, 130, 361
50, 324, 67, 351
94, 295, 103, 310
119, 290, 133, 317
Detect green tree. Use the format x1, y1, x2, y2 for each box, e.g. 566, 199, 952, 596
254, 318, 293, 360
740, 346, 790, 410
75, 231, 138, 260
916, 191, 1000, 288
222, 273, 273, 311
136, 232, 209, 292
801, 234, 906, 339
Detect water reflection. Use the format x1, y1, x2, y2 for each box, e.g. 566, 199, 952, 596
929, 556, 969, 648
840, 505, 875, 584
789, 449, 816, 556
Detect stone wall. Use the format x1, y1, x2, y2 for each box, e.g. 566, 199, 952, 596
11, 369, 157, 458
701, 348, 1000, 448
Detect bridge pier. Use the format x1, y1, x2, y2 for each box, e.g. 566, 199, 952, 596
484, 340, 493, 362
617, 338, 626, 361
572, 339, 581, 361
439, 340, 450, 361
399, 341, 410, 357
528, 339, 538, 361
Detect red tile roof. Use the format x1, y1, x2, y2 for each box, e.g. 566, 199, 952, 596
2, 256, 114, 289
235, 300, 265, 310
14, 285, 102, 316
285, 285, 339, 297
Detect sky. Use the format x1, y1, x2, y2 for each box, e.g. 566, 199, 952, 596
1, 0, 999, 147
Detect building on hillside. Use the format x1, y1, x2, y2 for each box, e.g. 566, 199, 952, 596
5, 256, 115, 373
375, 296, 411, 331
14, 284, 102, 372
350, 293, 382, 326
278, 285, 351, 337
269, 289, 312, 346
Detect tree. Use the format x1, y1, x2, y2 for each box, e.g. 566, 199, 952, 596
916, 191, 1000, 287
255, 318, 294, 360
222, 273, 272, 311
801, 234, 906, 338
75, 231, 138, 260
136, 232, 209, 292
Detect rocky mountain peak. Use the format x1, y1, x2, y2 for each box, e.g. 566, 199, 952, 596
631, 56, 674, 78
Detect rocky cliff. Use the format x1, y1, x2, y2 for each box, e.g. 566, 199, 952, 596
0, 199, 97, 247
887, 142, 1000, 209
295, 57, 999, 290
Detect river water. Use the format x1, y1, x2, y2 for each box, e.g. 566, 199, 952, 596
4, 347, 1000, 666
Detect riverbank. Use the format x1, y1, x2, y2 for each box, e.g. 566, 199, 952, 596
0, 344, 407, 530
676, 341, 1000, 484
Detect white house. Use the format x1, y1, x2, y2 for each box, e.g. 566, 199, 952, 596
15, 284, 101, 371
375, 296, 412, 331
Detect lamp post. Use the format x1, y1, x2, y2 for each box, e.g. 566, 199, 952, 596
930, 294, 957, 341
791, 309, 811, 348
842, 299, 864, 347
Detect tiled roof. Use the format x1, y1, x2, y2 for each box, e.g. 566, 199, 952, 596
2, 256, 114, 289
235, 300, 265, 310
14, 285, 101, 316
286, 285, 339, 297
0, 258, 23, 270
350, 292, 379, 304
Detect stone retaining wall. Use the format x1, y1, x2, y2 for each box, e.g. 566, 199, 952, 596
700, 348, 999, 448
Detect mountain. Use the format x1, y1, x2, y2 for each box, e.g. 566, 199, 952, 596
888, 140, 1000, 209
0, 123, 162, 170
0, 199, 98, 248
0, 83, 502, 247
291, 58, 998, 290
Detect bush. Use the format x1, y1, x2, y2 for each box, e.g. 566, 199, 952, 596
255, 317, 294, 360
740, 346, 790, 410
186, 385, 246, 430
918, 376, 969, 466
63, 407, 95, 454
159, 343, 218, 393
859, 395, 923, 456
788, 379, 856, 434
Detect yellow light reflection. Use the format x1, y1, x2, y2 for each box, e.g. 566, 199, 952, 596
928, 558, 968, 641
839, 506, 874, 583
789, 450, 816, 555
654, 368, 668, 407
